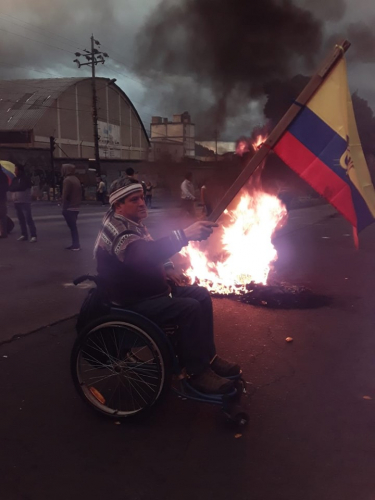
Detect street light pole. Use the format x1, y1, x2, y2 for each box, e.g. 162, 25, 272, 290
73, 35, 109, 176
90, 35, 100, 173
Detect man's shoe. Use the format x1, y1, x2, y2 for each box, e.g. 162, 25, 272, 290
67, 246, 81, 251
17, 235, 27, 241
0, 234, 7, 239
30, 237, 37, 243
211, 356, 241, 378
189, 368, 234, 395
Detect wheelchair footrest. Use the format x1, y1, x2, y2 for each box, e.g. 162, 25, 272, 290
172, 378, 237, 404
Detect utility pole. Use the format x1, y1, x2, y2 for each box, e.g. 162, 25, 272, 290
214, 129, 218, 165
73, 35, 109, 175
49, 136, 56, 201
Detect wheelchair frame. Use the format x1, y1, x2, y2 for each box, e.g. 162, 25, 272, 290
71, 275, 249, 426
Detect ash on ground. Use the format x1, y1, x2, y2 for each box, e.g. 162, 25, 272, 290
205, 281, 330, 309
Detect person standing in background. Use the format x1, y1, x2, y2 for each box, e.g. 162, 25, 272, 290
145, 181, 153, 208
126, 167, 146, 197
0, 168, 8, 238
97, 177, 106, 205
62, 164, 82, 251
200, 179, 213, 217
9, 164, 37, 242
180, 172, 196, 217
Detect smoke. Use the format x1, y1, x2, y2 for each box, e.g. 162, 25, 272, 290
1, 0, 375, 139
301, 0, 347, 22
0, 0, 138, 77
134, 0, 327, 136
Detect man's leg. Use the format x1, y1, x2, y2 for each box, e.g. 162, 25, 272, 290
0, 201, 7, 237
129, 293, 211, 375
63, 210, 80, 247
69, 211, 80, 247
15, 203, 27, 238
172, 286, 216, 362
24, 203, 37, 238
187, 200, 196, 217
173, 286, 241, 379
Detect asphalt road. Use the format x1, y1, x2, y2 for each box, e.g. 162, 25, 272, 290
2, 202, 375, 500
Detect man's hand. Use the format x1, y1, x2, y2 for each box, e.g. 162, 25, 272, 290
165, 267, 184, 286
184, 221, 219, 242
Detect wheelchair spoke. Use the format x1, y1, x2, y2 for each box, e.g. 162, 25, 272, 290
74, 321, 166, 417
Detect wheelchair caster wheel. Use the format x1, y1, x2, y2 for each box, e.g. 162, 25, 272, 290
232, 412, 249, 426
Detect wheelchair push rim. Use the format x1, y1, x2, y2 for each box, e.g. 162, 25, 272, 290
72, 320, 166, 418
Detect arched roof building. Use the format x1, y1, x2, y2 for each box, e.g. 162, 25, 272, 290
0, 77, 149, 160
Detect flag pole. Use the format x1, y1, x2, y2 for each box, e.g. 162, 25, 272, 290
208, 39, 351, 222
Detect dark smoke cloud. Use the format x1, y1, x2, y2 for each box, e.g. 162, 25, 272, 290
134, 0, 327, 136
0, 0, 133, 77
1, 0, 375, 140
345, 23, 375, 63
301, 0, 347, 22
324, 20, 375, 65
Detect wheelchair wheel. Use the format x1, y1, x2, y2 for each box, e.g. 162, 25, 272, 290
71, 313, 173, 419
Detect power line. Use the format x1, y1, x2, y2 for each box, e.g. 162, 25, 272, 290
0, 14, 83, 51
0, 60, 66, 78
0, 25, 74, 54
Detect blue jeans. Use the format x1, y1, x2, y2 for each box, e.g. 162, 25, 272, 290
62, 210, 80, 247
129, 286, 216, 375
15, 203, 36, 239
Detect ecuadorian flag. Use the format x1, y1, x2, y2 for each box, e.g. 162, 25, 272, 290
274, 58, 375, 233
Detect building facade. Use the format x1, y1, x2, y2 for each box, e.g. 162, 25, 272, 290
150, 111, 195, 161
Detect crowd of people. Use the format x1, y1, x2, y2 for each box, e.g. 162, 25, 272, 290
0, 164, 159, 248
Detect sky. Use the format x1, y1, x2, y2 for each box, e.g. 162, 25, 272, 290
0, 0, 374, 140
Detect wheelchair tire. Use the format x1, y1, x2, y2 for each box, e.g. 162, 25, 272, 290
71, 312, 173, 420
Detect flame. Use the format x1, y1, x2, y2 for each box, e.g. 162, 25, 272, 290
236, 139, 249, 156
252, 133, 267, 150
236, 132, 268, 156
182, 133, 287, 294
182, 190, 287, 294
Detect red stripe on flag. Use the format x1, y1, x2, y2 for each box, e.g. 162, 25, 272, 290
274, 131, 357, 227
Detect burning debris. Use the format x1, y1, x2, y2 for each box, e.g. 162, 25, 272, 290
182, 190, 287, 291
188, 278, 330, 309
180, 133, 329, 309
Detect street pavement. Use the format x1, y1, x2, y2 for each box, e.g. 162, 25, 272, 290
2, 202, 375, 499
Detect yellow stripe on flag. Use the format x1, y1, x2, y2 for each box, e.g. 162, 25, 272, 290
307, 58, 348, 141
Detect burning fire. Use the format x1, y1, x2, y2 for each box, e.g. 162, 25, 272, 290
236, 133, 267, 156
182, 133, 287, 295
182, 191, 286, 294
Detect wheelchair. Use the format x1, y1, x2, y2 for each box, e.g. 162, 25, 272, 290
70, 275, 249, 426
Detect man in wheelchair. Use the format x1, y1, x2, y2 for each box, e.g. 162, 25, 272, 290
94, 177, 241, 395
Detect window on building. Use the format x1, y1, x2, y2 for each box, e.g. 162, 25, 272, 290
29, 95, 49, 109
11, 93, 35, 110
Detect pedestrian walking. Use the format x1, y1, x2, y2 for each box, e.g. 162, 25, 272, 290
0, 168, 9, 238
145, 181, 153, 208
200, 179, 213, 216
61, 164, 82, 251
9, 165, 37, 242
96, 176, 106, 205
180, 172, 196, 217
